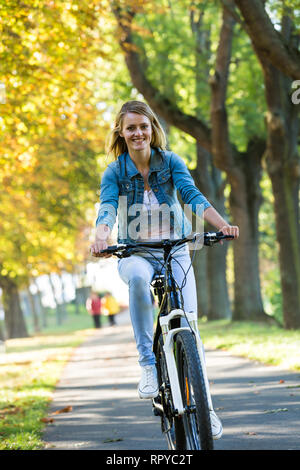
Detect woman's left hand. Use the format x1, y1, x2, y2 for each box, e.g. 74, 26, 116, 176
219, 225, 239, 241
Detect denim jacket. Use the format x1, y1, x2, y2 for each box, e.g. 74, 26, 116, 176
96, 147, 211, 243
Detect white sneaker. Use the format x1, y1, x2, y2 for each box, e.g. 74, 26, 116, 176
138, 365, 159, 399
210, 410, 223, 439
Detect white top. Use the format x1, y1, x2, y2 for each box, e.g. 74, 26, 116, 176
133, 189, 189, 257
138, 189, 171, 240
143, 188, 159, 211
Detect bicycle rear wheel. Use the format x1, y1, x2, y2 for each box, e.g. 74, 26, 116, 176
175, 330, 214, 450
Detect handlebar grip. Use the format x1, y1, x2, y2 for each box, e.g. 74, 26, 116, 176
221, 234, 234, 239
203, 231, 235, 246
99, 245, 119, 253
216, 231, 234, 239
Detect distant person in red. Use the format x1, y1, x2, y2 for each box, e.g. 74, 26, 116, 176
86, 291, 102, 329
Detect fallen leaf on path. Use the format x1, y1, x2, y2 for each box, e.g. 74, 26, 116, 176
41, 417, 55, 424
52, 406, 73, 415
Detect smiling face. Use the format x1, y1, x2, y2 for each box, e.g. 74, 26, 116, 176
120, 112, 152, 155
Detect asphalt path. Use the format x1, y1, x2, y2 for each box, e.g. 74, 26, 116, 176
43, 310, 300, 451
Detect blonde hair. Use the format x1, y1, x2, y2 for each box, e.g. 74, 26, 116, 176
106, 101, 167, 159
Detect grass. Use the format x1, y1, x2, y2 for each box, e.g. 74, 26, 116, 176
0, 312, 299, 450
198, 319, 300, 372
0, 310, 96, 450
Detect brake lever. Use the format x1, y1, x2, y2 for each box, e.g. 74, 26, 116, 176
204, 237, 219, 246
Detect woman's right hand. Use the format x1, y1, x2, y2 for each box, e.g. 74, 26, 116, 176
90, 239, 112, 258
91, 224, 112, 258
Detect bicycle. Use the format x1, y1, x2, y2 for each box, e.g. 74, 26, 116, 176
96, 231, 233, 450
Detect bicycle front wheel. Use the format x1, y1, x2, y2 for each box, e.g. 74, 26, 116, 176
175, 330, 214, 450
156, 334, 186, 450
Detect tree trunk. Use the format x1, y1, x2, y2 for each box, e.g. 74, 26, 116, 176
263, 64, 300, 329
192, 145, 231, 320
58, 273, 68, 322
207, 178, 231, 320
0, 324, 4, 341
0, 276, 28, 338
48, 274, 63, 325
229, 141, 266, 320
27, 287, 40, 333
209, 4, 267, 321
71, 273, 80, 314
32, 278, 47, 327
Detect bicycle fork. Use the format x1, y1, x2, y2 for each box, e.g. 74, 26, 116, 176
159, 309, 213, 416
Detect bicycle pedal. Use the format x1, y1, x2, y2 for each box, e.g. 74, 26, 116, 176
153, 407, 163, 417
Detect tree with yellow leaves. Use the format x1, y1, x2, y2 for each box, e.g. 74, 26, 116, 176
0, 0, 110, 337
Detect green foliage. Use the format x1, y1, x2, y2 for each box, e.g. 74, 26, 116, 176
168, 128, 197, 167
266, 0, 300, 28
227, 26, 266, 151
134, 0, 216, 118
132, 0, 266, 151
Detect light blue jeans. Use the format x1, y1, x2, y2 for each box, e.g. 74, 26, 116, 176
118, 251, 198, 366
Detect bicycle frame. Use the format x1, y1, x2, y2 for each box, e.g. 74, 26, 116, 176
152, 248, 213, 417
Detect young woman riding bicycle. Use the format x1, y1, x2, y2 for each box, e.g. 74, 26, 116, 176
90, 100, 239, 440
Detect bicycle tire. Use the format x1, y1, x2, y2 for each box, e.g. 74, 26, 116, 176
175, 330, 214, 450
155, 334, 186, 450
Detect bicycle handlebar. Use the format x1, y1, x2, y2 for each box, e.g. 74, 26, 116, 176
92, 231, 234, 258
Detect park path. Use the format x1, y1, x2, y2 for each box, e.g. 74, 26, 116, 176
43, 311, 300, 451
